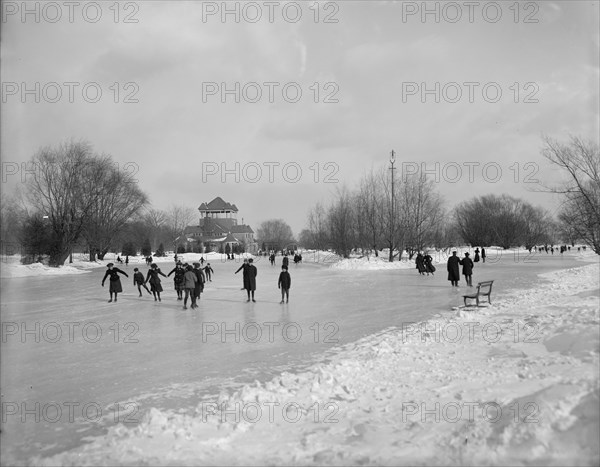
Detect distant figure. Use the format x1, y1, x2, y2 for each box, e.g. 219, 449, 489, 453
133, 268, 151, 297
423, 252, 435, 275
447, 251, 461, 287
460, 252, 474, 287
102, 263, 128, 303
168, 262, 185, 300
125, 256, 129, 267
282, 255, 289, 268
182, 265, 197, 310
174, 254, 178, 263
146, 256, 153, 266
200, 256, 205, 266
116, 255, 123, 264
269, 253, 276, 266
481, 247, 486, 263
193, 263, 205, 307
474, 248, 480, 263
278, 265, 291, 304
415, 252, 426, 275
145, 263, 167, 301
204, 263, 214, 282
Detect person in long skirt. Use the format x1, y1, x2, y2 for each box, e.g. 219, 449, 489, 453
145, 263, 167, 301
133, 267, 151, 297
459, 252, 474, 287
278, 265, 291, 303
474, 248, 480, 263
423, 252, 435, 275
168, 262, 185, 300
182, 265, 197, 310
193, 262, 205, 307
102, 263, 128, 303
447, 251, 461, 287
481, 247, 486, 263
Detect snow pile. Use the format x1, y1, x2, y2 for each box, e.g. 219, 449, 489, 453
330, 256, 418, 270
0, 260, 92, 278
34, 263, 599, 466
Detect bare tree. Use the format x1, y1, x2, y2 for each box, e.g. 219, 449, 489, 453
327, 187, 357, 258
81, 156, 148, 260
166, 205, 196, 248
307, 202, 329, 251
257, 219, 295, 251
541, 135, 600, 254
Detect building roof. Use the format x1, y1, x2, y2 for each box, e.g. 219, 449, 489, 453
198, 197, 238, 213
223, 233, 240, 243
230, 225, 254, 234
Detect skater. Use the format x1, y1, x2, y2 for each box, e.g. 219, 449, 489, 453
182, 265, 197, 310
145, 263, 167, 301
193, 262, 205, 307
481, 247, 486, 263
204, 262, 214, 282
415, 252, 426, 275
269, 253, 275, 266
447, 251, 461, 287
102, 263, 128, 303
200, 256, 205, 266
133, 267, 151, 297
282, 255, 289, 268
246, 258, 257, 302
423, 252, 435, 275
116, 255, 123, 264
125, 255, 129, 267
174, 254, 178, 263
460, 252, 474, 287
278, 265, 291, 303
168, 262, 185, 300
474, 248, 480, 263
235, 259, 250, 291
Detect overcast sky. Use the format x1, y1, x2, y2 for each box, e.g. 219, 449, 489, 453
1, 0, 599, 235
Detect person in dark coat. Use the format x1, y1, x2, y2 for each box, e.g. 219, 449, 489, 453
474, 248, 480, 262
145, 263, 167, 301
459, 252, 474, 287
246, 258, 257, 302
102, 263, 128, 303
235, 259, 250, 291
204, 263, 214, 282
278, 265, 291, 303
193, 262, 205, 307
168, 262, 185, 300
182, 265, 197, 310
447, 251, 461, 287
125, 255, 129, 266
282, 255, 289, 268
133, 267, 151, 297
415, 253, 426, 275
423, 252, 435, 275
269, 254, 275, 266
481, 247, 486, 263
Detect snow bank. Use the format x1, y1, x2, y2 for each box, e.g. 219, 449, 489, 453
34, 262, 599, 466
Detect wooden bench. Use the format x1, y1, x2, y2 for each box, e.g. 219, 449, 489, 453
462, 280, 494, 307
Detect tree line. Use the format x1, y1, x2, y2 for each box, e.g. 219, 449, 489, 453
299, 136, 599, 257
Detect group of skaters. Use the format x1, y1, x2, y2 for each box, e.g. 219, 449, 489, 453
102, 255, 292, 306
532, 244, 586, 254
414, 247, 487, 288
268, 252, 302, 266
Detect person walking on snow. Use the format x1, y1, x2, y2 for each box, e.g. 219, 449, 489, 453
102, 263, 128, 303
460, 252, 474, 287
447, 251, 461, 287
133, 268, 151, 297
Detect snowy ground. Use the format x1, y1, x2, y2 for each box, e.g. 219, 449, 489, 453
1, 249, 598, 465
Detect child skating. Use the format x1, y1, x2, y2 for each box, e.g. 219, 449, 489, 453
193, 262, 205, 308
168, 262, 185, 300
278, 265, 291, 304
102, 263, 128, 303
145, 263, 167, 301
133, 268, 151, 297
204, 263, 214, 282
182, 265, 197, 310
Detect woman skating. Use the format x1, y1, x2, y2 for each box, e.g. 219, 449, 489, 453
145, 263, 167, 301
102, 263, 128, 303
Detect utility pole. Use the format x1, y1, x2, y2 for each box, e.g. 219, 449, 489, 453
390, 150, 396, 262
